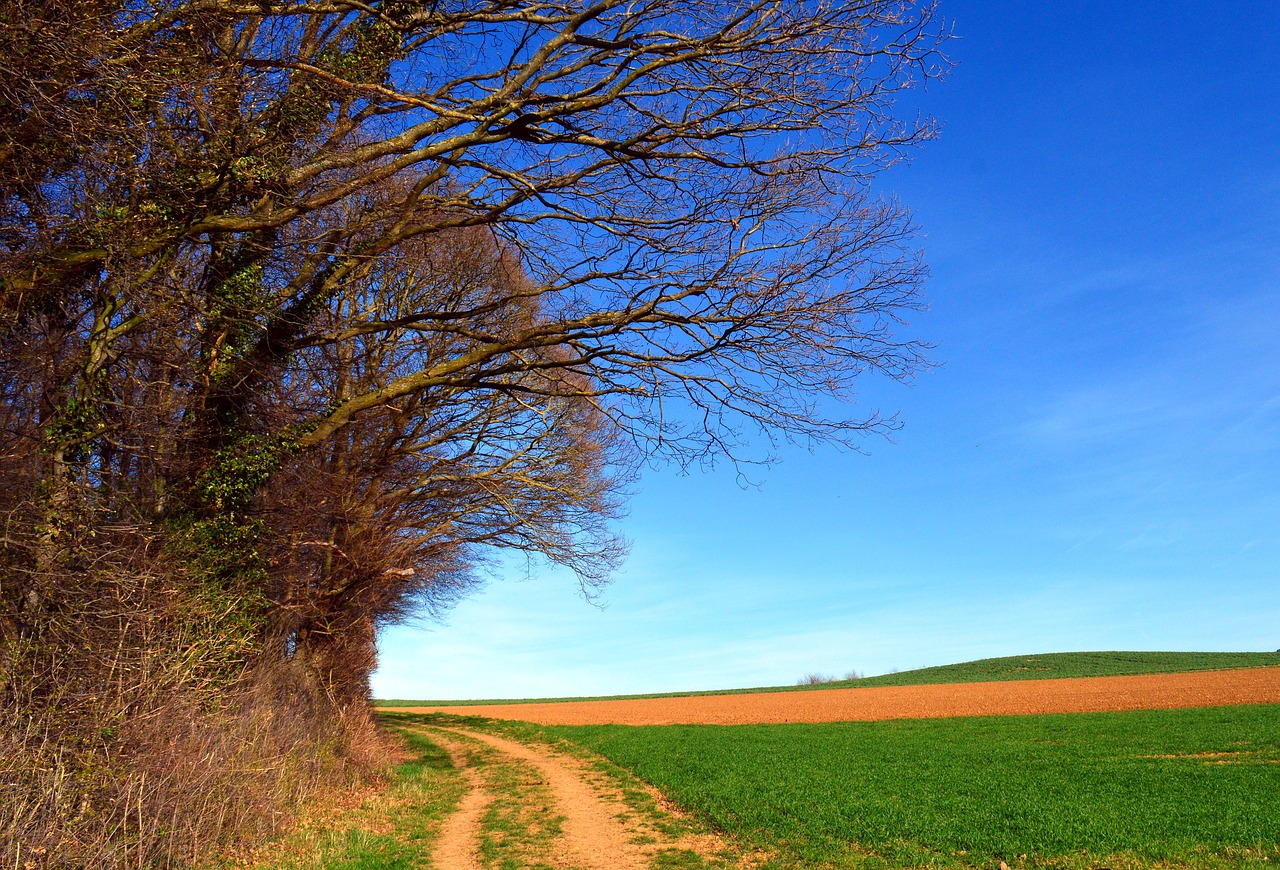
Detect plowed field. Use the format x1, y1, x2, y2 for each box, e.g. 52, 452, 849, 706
397, 666, 1280, 725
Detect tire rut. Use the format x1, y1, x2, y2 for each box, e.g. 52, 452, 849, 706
424, 726, 685, 869
427, 731, 490, 870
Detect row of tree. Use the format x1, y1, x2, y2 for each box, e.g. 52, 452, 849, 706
0, 1, 946, 863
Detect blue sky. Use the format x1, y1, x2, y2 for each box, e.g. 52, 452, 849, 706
373, 2, 1280, 700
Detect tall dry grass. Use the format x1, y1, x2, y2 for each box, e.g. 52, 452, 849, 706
0, 563, 394, 868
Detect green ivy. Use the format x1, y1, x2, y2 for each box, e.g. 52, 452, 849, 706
205, 259, 273, 383
168, 511, 271, 681
228, 154, 279, 188
168, 430, 302, 674
211, 261, 266, 314
193, 431, 294, 512
42, 394, 103, 461
325, 20, 402, 83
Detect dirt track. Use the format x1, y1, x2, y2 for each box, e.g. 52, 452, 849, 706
427, 727, 655, 869
397, 666, 1280, 726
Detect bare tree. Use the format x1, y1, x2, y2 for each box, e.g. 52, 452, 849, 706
5, 0, 944, 454
260, 225, 633, 703
0, 1, 948, 862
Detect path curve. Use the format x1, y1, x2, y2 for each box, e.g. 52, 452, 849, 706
447, 727, 650, 870
400, 666, 1280, 726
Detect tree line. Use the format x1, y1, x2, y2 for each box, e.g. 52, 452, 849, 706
0, 1, 946, 864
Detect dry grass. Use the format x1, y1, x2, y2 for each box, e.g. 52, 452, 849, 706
0, 568, 397, 869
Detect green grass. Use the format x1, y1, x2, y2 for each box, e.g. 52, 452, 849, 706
548, 704, 1280, 869
376, 650, 1280, 707
835, 650, 1280, 688
240, 726, 465, 869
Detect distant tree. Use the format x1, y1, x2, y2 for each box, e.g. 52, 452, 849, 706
0, 1, 948, 862
799, 672, 836, 685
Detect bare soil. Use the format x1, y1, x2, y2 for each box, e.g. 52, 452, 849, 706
397, 666, 1280, 726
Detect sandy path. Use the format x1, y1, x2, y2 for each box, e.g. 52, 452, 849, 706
449, 727, 650, 870
397, 666, 1280, 726
425, 726, 682, 868
427, 732, 489, 870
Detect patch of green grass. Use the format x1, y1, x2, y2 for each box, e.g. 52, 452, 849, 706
376, 651, 1280, 707
549, 704, 1280, 869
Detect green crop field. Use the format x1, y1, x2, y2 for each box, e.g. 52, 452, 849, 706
376, 650, 1280, 707
826, 650, 1280, 688
549, 704, 1280, 869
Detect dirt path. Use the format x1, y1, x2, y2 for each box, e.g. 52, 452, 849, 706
422, 726, 717, 869
397, 666, 1280, 726
464, 728, 649, 869
427, 732, 489, 870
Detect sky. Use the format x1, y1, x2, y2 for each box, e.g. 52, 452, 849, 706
373, 1, 1280, 700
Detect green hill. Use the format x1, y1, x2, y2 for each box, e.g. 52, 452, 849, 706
376, 650, 1280, 707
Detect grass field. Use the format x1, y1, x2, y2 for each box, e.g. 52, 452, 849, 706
548, 703, 1280, 869
376, 650, 1280, 707
270, 654, 1280, 868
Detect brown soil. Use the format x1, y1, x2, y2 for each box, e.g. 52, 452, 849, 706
397, 666, 1280, 726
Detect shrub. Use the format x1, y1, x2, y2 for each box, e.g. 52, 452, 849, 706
798, 673, 835, 685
